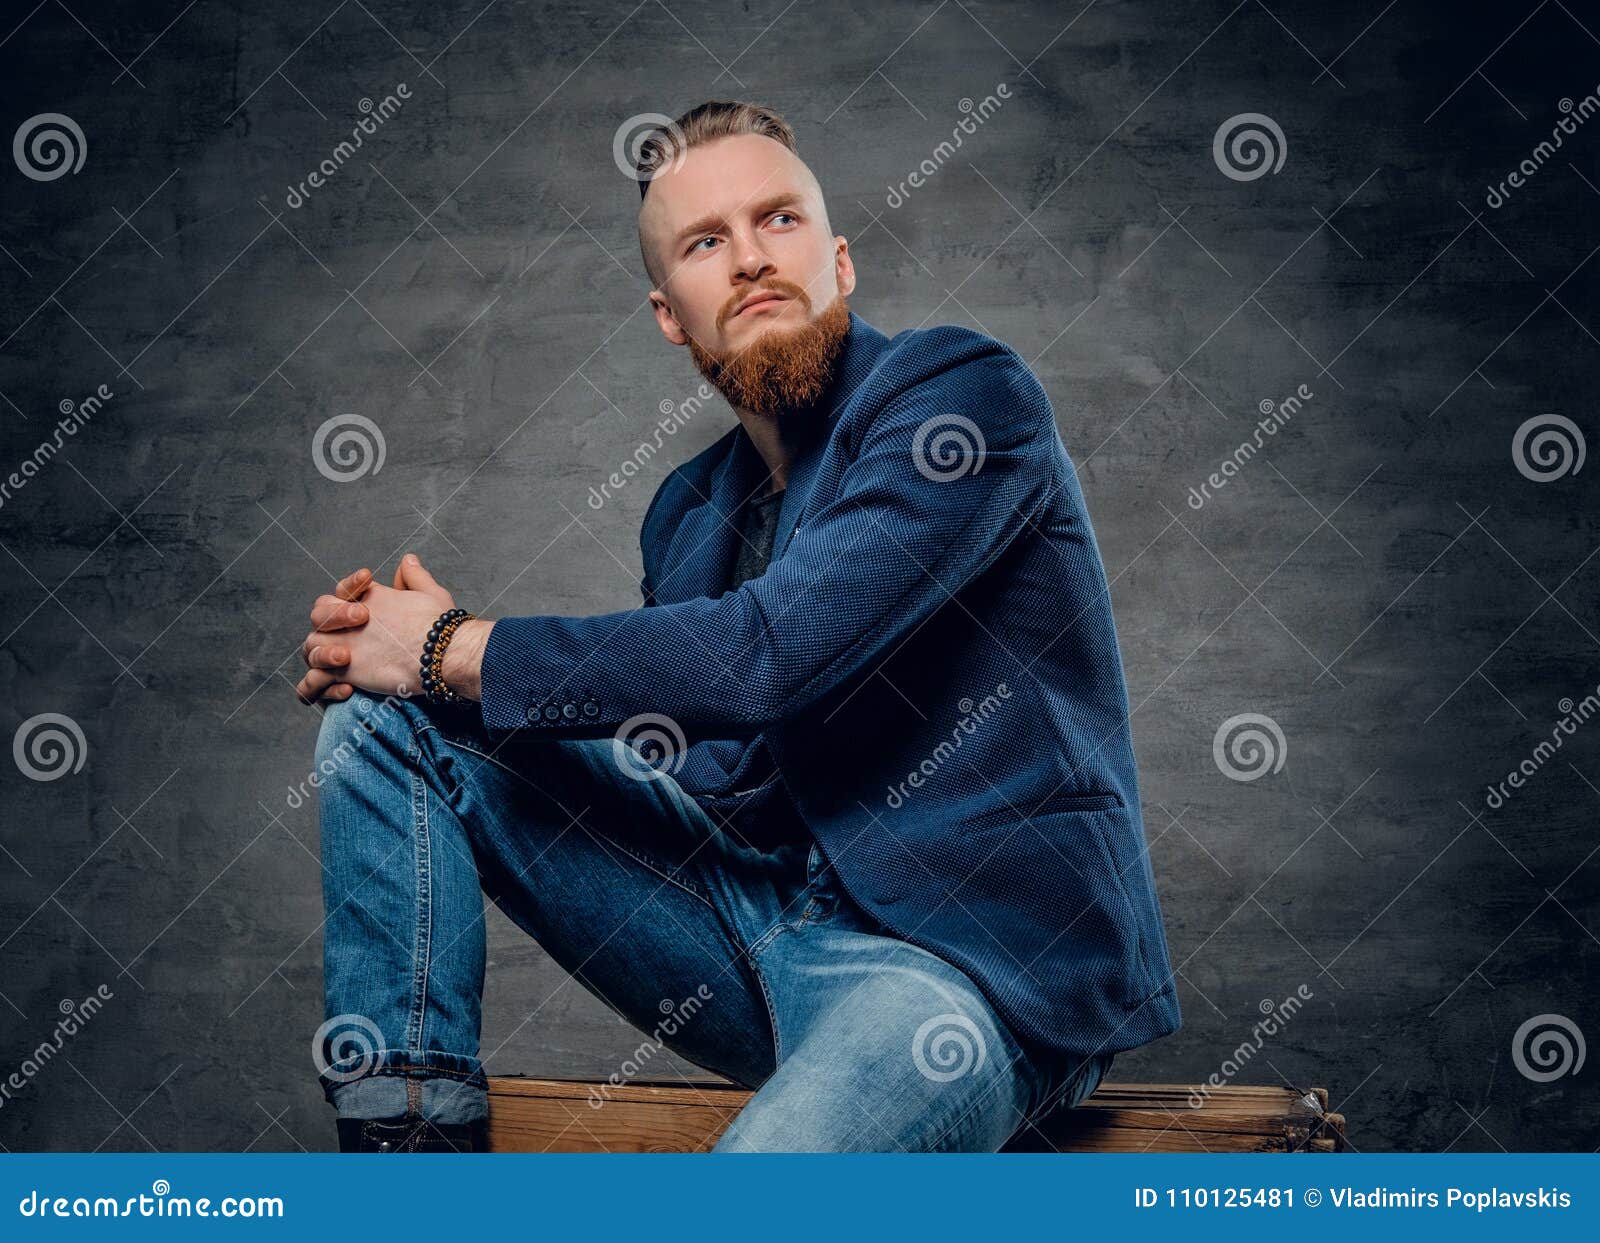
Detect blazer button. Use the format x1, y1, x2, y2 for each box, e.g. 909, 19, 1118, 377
525, 707, 541, 724
581, 701, 600, 718
543, 704, 561, 722
561, 703, 578, 720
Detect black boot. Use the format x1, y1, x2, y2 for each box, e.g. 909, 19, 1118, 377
336, 1114, 490, 1152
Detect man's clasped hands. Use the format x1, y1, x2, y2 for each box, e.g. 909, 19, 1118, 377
294, 554, 488, 707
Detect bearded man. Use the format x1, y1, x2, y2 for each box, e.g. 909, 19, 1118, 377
293, 100, 1180, 1153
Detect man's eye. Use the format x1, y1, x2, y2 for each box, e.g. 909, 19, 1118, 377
690, 236, 719, 253
770, 213, 797, 226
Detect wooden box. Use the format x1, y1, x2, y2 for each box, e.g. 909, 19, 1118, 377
485, 1076, 1347, 1153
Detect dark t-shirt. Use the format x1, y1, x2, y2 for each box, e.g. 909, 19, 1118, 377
728, 484, 786, 589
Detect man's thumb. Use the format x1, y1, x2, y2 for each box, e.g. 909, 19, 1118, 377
398, 553, 444, 596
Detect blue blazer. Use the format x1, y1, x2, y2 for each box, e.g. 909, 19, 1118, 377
480, 311, 1182, 1063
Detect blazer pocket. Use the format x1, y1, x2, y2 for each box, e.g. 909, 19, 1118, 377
960, 787, 1123, 835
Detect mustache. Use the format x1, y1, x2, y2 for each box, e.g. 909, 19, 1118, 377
719, 279, 810, 328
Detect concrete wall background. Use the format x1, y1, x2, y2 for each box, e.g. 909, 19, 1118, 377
1, 0, 1596, 1151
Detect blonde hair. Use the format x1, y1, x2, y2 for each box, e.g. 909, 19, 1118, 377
634, 101, 797, 198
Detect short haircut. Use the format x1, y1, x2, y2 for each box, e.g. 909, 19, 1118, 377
633, 100, 797, 200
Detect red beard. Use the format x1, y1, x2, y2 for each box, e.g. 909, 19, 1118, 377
687, 288, 851, 421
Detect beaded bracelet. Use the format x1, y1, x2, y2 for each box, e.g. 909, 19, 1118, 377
419, 607, 476, 704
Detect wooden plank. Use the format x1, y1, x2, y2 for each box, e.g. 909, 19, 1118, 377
486, 1077, 1348, 1153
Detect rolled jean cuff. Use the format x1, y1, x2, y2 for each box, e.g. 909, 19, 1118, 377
319, 1048, 488, 1124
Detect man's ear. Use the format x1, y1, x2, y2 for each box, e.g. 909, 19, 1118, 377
649, 290, 688, 346
834, 236, 857, 299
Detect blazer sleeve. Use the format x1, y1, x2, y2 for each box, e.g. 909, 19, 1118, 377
477, 348, 1059, 736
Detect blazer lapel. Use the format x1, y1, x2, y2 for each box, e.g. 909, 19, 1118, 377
657, 424, 763, 602
769, 311, 892, 560
772, 441, 822, 560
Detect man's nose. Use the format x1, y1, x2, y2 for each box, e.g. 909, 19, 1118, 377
730, 230, 774, 283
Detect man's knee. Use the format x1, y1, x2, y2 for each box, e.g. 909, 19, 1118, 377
309, 696, 434, 882
308, 692, 420, 800
314, 691, 403, 754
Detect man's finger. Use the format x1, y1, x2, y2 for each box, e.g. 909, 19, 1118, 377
334, 568, 373, 601
295, 667, 347, 704
302, 642, 351, 670
310, 596, 369, 631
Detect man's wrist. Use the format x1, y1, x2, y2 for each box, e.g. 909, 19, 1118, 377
440, 617, 491, 702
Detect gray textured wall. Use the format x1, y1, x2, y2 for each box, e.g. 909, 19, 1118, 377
1, 0, 1596, 1152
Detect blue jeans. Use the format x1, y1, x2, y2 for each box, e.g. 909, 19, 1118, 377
313, 691, 1113, 1152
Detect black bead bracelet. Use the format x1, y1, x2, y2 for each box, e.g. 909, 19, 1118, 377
419, 606, 475, 704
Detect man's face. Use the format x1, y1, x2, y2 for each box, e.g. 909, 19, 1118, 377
640, 133, 856, 372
